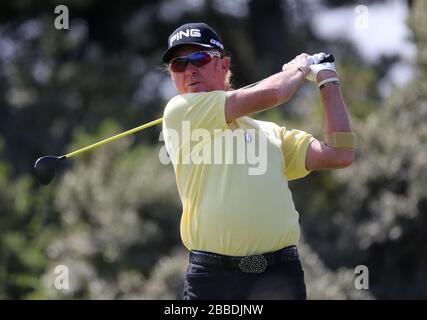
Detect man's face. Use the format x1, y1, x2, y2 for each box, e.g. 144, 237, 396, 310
169, 45, 230, 94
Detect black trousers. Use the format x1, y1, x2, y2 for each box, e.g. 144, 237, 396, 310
183, 255, 306, 300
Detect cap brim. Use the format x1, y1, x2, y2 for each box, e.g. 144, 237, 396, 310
162, 43, 214, 63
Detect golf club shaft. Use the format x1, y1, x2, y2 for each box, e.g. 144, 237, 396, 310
64, 118, 163, 158
62, 81, 266, 159
63, 54, 334, 159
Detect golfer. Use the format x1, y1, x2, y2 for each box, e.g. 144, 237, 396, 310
162, 23, 355, 300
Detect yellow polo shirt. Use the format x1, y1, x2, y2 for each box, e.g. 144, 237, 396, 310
162, 90, 313, 256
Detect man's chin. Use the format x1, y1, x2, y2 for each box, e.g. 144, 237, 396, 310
186, 83, 206, 93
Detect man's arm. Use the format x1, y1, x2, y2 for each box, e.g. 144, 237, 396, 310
305, 70, 355, 171
225, 54, 310, 123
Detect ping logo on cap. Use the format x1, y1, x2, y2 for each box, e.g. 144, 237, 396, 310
169, 28, 201, 46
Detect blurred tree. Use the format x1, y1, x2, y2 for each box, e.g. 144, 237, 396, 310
0, 139, 59, 299
35, 122, 182, 298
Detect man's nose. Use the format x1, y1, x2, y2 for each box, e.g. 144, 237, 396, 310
185, 62, 198, 75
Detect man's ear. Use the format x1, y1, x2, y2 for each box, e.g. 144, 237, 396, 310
221, 56, 230, 74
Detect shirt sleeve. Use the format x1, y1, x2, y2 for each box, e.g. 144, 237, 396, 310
280, 128, 314, 181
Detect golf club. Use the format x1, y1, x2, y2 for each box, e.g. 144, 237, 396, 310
34, 54, 334, 185
34, 118, 163, 185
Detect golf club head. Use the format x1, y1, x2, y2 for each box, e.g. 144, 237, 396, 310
34, 155, 65, 185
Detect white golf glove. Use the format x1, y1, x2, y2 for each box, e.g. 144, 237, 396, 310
306, 52, 337, 82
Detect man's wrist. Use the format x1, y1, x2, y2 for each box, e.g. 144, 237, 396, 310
316, 69, 338, 83
296, 65, 310, 78
318, 77, 339, 90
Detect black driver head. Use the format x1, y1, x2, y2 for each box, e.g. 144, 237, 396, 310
34, 155, 65, 185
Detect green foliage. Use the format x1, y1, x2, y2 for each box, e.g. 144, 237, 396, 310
37, 126, 181, 298
0, 149, 57, 298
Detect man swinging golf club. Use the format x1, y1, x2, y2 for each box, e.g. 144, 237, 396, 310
162, 22, 355, 300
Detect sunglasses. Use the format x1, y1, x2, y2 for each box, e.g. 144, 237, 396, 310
169, 51, 222, 72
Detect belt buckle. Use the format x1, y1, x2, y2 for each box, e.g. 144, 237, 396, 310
238, 254, 267, 274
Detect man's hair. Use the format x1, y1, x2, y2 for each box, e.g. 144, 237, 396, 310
224, 67, 233, 90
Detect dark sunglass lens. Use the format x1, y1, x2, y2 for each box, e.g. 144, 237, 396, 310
170, 52, 214, 72
189, 52, 212, 67
171, 58, 188, 72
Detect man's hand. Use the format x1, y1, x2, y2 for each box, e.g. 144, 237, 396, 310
282, 53, 311, 78
306, 52, 337, 82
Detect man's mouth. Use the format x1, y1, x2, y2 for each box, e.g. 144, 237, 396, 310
188, 82, 200, 87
